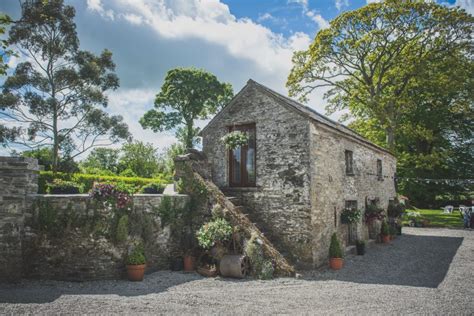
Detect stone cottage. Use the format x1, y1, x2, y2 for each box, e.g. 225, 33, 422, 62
200, 79, 397, 268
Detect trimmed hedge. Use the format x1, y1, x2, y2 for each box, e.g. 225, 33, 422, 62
38, 171, 170, 194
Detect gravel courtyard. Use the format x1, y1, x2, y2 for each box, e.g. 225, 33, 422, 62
1, 227, 473, 315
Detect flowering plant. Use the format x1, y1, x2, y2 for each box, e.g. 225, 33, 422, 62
221, 131, 249, 150
90, 182, 132, 210
364, 204, 385, 223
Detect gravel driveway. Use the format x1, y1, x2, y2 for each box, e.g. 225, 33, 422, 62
1, 227, 473, 315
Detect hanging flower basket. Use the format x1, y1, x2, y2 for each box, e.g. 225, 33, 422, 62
221, 131, 249, 150
341, 208, 361, 224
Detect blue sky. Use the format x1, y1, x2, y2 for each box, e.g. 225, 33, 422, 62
0, 0, 471, 155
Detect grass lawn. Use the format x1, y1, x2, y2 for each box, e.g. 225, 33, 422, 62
402, 209, 464, 228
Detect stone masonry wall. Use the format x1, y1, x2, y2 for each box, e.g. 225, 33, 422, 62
309, 122, 397, 266
0, 156, 193, 282
22, 194, 190, 281
202, 82, 314, 267
0, 157, 38, 281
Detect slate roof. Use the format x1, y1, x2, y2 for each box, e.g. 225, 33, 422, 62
201, 79, 394, 156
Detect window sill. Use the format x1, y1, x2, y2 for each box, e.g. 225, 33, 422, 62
223, 186, 260, 192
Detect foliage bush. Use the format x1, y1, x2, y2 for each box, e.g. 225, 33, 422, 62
329, 233, 343, 258
387, 199, 406, 218
46, 179, 83, 194
90, 183, 132, 210
196, 218, 233, 249
244, 233, 274, 279
340, 208, 361, 224
140, 183, 165, 194
126, 244, 146, 265
38, 171, 170, 194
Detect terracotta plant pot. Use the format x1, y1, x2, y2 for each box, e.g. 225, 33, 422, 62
329, 257, 343, 270
183, 255, 196, 272
197, 266, 218, 277
127, 264, 146, 281
382, 235, 390, 244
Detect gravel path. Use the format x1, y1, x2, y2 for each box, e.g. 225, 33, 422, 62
1, 227, 473, 315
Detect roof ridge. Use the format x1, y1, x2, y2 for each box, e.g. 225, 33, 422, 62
247, 80, 393, 156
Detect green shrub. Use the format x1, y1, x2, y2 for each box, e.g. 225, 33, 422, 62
116, 215, 129, 243
46, 179, 83, 194
38, 171, 170, 194
329, 233, 343, 258
126, 244, 146, 265
119, 168, 137, 177
381, 221, 390, 236
140, 183, 165, 194
196, 218, 233, 249
244, 233, 274, 279
387, 199, 406, 218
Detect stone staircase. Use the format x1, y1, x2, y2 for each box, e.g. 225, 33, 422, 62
174, 152, 295, 276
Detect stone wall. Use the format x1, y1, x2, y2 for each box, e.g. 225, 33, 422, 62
309, 122, 397, 266
0, 156, 194, 282
0, 157, 38, 281
201, 82, 314, 267
22, 194, 190, 281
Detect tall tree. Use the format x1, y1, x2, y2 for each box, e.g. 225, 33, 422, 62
80, 147, 120, 174
0, 0, 130, 171
287, 0, 473, 151
140, 68, 233, 149
118, 141, 160, 178
0, 13, 19, 144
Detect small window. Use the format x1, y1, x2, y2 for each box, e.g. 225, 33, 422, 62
345, 150, 354, 175
345, 200, 358, 211
377, 159, 383, 180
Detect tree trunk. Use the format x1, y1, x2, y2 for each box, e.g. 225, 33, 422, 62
386, 126, 395, 152
185, 120, 194, 149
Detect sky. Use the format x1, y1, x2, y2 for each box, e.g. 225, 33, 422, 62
0, 0, 472, 156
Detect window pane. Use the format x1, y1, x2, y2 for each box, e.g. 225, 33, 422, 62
232, 146, 241, 184
246, 129, 256, 184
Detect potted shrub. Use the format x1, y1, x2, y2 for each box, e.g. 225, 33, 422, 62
196, 217, 233, 261
355, 240, 366, 255
389, 225, 397, 240
381, 221, 390, 244
329, 233, 344, 270
340, 208, 361, 225
126, 245, 146, 281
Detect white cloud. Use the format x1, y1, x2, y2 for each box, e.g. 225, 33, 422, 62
305, 11, 330, 29
366, 0, 382, 3
335, 0, 349, 10
86, 0, 115, 20
258, 12, 274, 22
121, 13, 143, 25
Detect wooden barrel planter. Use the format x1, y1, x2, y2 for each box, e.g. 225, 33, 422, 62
219, 255, 249, 278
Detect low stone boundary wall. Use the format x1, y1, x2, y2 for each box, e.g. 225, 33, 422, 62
22, 194, 189, 281
0, 157, 195, 282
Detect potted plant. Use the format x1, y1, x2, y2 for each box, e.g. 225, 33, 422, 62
340, 208, 361, 225
355, 240, 366, 255
196, 217, 233, 259
126, 245, 146, 281
389, 225, 397, 240
329, 233, 344, 270
183, 251, 196, 272
381, 221, 390, 244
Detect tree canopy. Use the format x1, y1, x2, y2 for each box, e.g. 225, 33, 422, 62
140, 68, 233, 149
287, 0, 473, 151
0, 0, 130, 171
